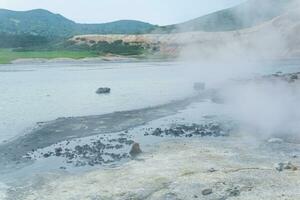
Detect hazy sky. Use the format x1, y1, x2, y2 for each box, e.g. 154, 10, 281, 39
0, 0, 245, 25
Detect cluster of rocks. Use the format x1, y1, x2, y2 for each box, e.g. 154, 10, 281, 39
275, 161, 298, 172
145, 122, 231, 138
39, 137, 135, 167
266, 72, 299, 83
200, 185, 243, 198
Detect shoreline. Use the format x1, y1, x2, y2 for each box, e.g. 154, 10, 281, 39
0, 92, 206, 174
0, 50, 175, 65
1, 71, 300, 199
9, 56, 139, 65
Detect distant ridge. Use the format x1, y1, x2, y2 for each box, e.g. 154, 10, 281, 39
156, 0, 294, 33
0, 9, 156, 37
0, 0, 294, 38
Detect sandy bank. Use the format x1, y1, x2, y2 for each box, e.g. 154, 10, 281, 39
10, 56, 139, 65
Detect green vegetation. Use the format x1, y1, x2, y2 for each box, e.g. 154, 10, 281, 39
0, 39, 148, 64
0, 49, 98, 64
65, 40, 146, 56
0, 32, 50, 48
0, 8, 154, 63
0, 0, 291, 63
0, 9, 155, 38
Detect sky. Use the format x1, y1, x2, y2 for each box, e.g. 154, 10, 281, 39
0, 0, 246, 25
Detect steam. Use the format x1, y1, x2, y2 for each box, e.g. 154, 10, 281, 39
178, 0, 300, 140
177, 0, 300, 62
221, 79, 300, 140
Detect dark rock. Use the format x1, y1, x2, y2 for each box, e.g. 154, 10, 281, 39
129, 143, 142, 157
43, 152, 51, 158
290, 74, 298, 81
202, 188, 213, 196
208, 168, 217, 173
228, 188, 240, 197
276, 162, 297, 172
55, 147, 63, 156
96, 87, 111, 94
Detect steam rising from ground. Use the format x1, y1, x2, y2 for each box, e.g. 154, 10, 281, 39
222, 79, 300, 140
179, 0, 300, 140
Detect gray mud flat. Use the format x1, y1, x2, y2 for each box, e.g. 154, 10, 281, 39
0, 94, 206, 172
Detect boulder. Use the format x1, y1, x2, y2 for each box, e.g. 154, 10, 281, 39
129, 142, 142, 157
96, 87, 111, 94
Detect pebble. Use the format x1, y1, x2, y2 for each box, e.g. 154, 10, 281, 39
202, 188, 213, 196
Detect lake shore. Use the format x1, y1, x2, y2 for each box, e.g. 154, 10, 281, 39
1, 67, 300, 200
3, 129, 300, 200
0, 48, 173, 65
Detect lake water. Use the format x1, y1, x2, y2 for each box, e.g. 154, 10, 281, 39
1, 59, 300, 199
1, 59, 300, 144
0, 61, 202, 143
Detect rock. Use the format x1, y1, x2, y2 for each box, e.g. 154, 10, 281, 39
129, 143, 142, 157
275, 162, 298, 172
290, 74, 298, 81
96, 87, 111, 94
202, 188, 213, 196
275, 163, 285, 172
43, 152, 51, 158
193, 82, 206, 91
55, 147, 63, 156
208, 168, 217, 173
228, 189, 240, 197
267, 138, 284, 144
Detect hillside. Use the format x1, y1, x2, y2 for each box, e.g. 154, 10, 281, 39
0, 0, 293, 39
156, 0, 294, 33
0, 9, 155, 38
1, 0, 299, 62
71, 5, 300, 59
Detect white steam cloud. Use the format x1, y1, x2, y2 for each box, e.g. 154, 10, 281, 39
179, 0, 300, 141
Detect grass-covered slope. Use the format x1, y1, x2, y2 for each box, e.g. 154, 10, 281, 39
0, 48, 99, 64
